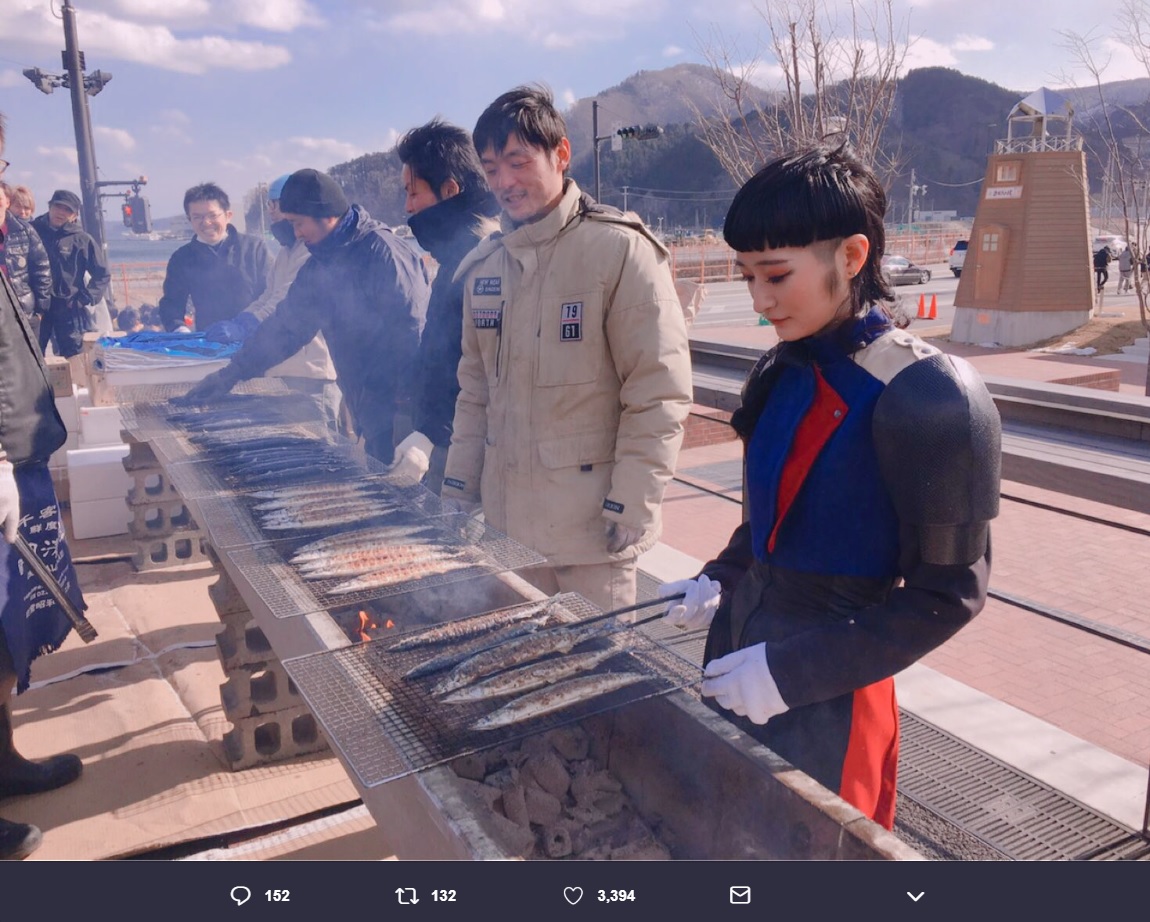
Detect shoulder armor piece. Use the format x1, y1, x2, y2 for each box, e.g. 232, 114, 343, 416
872, 352, 1002, 565
853, 328, 941, 385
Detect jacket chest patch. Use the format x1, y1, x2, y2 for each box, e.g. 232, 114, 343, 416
473, 277, 502, 296
472, 305, 502, 329
560, 301, 583, 341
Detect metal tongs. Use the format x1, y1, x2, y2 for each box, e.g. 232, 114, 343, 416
579, 592, 687, 630
12, 535, 98, 643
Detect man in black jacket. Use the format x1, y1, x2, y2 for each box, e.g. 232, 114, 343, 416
157, 182, 271, 332
387, 119, 500, 491
0, 113, 86, 861
31, 189, 111, 358
180, 169, 430, 463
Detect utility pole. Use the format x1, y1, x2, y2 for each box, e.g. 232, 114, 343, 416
61, 0, 104, 252
23, 0, 112, 255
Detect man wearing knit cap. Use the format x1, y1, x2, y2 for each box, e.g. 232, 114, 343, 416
180, 168, 430, 463
200, 174, 341, 428
32, 189, 110, 358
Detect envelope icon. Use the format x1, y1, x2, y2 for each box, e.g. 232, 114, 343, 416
730, 886, 751, 904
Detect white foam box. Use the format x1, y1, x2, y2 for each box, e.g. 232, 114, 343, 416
67, 444, 131, 503
49, 431, 81, 471
69, 496, 130, 540
55, 394, 80, 433
101, 358, 228, 387
79, 405, 126, 448
75, 386, 92, 409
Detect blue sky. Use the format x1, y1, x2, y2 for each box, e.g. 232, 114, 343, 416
0, 0, 1143, 220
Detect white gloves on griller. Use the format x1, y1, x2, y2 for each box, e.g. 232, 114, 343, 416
0, 460, 21, 544
701, 642, 788, 725
659, 575, 722, 630
385, 431, 433, 485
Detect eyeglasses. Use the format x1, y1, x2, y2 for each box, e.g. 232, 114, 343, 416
189, 210, 227, 225
0, 159, 9, 176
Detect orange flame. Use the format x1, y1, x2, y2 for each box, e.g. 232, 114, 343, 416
385, 619, 395, 629
357, 610, 378, 643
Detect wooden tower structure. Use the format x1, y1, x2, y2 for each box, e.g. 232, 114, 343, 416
951, 88, 1093, 346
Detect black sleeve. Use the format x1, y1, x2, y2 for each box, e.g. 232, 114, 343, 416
413, 273, 463, 447
26, 226, 52, 315
158, 251, 191, 331
83, 235, 111, 306
230, 269, 320, 381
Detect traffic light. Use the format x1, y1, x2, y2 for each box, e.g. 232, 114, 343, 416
121, 201, 133, 227
126, 195, 152, 234
616, 124, 663, 141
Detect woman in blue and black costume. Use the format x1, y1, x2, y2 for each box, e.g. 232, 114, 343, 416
659, 146, 1002, 829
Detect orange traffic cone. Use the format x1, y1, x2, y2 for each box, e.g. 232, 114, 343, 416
916, 293, 927, 319
928, 294, 938, 320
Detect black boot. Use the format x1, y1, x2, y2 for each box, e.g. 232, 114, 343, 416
0, 706, 82, 799
0, 817, 42, 860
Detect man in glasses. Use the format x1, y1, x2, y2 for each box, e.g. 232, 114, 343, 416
157, 181, 271, 333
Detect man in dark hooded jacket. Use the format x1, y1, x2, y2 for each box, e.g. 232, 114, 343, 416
31, 189, 110, 358
179, 169, 429, 463
386, 119, 500, 491
0, 183, 51, 332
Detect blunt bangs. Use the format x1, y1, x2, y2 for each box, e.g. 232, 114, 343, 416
723, 147, 872, 253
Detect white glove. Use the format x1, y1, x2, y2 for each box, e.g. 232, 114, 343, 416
0, 460, 21, 544
659, 575, 722, 630
604, 519, 644, 554
385, 431, 433, 484
174, 324, 192, 333
701, 642, 788, 725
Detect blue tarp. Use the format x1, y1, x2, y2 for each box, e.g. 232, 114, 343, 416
97, 331, 243, 359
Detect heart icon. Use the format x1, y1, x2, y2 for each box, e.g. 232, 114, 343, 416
563, 887, 583, 906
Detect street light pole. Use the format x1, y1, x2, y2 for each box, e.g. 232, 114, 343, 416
61, 0, 106, 254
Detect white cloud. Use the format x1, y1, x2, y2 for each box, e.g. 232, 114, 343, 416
149, 109, 193, 145
0, 69, 23, 88
952, 34, 995, 53
3, 2, 294, 74
560, 88, 577, 108
95, 125, 138, 152
111, 0, 211, 19
663, 44, 684, 58
902, 36, 960, 74
232, 0, 325, 32
376, 0, 661, 45
36, 145, 79, 166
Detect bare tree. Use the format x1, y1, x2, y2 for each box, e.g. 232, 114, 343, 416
690, 0, 909, 186
1062, 0, 1150, 395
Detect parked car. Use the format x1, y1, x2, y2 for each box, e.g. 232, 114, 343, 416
1092, 234, 1127, 259
949, 239, 968, 277
881, 255, 932, 286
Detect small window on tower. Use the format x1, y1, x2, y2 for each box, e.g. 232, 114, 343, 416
995, 162, 1020, 183
981, 232, 1000, 252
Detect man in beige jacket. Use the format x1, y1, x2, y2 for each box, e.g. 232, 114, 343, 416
442, 85, 693, 611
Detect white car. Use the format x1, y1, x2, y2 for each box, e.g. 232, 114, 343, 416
1092, 234, 1127, 258
948, 240, 967, 277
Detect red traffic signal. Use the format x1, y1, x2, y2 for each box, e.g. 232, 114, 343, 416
121, 202, 133, 227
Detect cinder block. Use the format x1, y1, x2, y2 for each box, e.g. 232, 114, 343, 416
124, 466, 180, 504
121, 437, 159, 469
208, 571, 249, 618
130, 532, 210, 571
79, 405, 125, 447
67, 444, 131, 502
128, 500, 198, 538
70, 496, 131, 539
216, 618, 273, 671
220, 659, 303, 721
221, 705, 328, 771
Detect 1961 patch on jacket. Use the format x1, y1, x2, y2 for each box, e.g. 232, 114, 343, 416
560, 301, 583, 341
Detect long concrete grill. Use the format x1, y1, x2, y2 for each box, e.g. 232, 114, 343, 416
114, 378, 920, 861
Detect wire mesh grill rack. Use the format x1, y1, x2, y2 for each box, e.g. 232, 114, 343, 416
225, 513, 546, 617
195, 478, 450, 550
115, 379, 299, 437
283, 593, 701, 787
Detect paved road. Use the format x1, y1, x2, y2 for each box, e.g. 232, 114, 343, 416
691, 262, 959, 337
